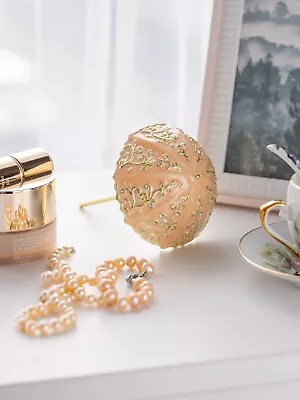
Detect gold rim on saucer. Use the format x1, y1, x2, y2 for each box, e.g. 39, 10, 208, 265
238, 221, 300, 280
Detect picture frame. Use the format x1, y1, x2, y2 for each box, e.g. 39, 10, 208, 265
197, 0, 300, 208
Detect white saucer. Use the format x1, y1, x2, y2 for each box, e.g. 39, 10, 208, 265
239, 221, 300, 285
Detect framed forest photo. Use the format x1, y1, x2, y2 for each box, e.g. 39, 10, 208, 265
199, 0, 300, 207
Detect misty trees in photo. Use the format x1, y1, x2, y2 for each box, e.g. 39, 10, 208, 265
243, 1, 292, 23
273, 1, 289, 20
225, 52, 300, 179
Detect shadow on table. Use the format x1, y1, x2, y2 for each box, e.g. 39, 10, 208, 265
156, 239, 238, 277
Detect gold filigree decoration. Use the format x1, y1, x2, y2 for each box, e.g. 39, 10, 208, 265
206, 169, 216, 176
139, 196, 192, 247
171, 142, 189, 162
206, 168, 217, 184
139, 123, 178, 143
142, 124, 190, 162
186, 135, 203, 162
5, 205, 38, 231
116, 181, 182, 213
207, 186, 217, 204
192, 197, 203, 217
117, 141, 155, 171
156, 154, 180, 170
117, 141, 181, 171
139, 213, 177, 246
171, 196, 189, 216
178, 198, 203, 246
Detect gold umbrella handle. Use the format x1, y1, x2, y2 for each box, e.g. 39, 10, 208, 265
79, 195, 116, 209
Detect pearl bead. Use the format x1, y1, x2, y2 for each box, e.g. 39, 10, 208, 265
47, 288, 59, 297
102, 289, 118, 306
58, 260, 68, 268
88, 276, 99, 286
57, 286, 66, 296
37, 304, 48, 315
142, 263, 155, 276
128, 293, 140, 309
48, 317, 60, 330
46, 326, 54, 336
96, 271, 111, 281
16, 313, 26, 322
70, 294, 76, 302
70, 316, 77, 324
95, 268, 108, 277
64, 295, 73, 305
86, 295, 96, 305
98, 278, 114, 292
40, 322, 53, 336
126, 256, 137, 268
78, 274, 88, 284
53, 323, 63, 333
19, 309, 29, 318
47, 257, 58, 269
146, 289, 154, 300
61, 266, 71, 274
67, 279, 79, 291
96, 263, 109, 272
116, 297, 128, 312
48, 294, 60, 306
96, 296, 105, 308
136, 258, 147, 271
39, 290, 48, 303
103, 260, 115, 269
113, 257, 125, 270
65, 307, 76, 316
132, 277, 145, 289
63, 246, 75, 256
63, 272, 77, 282
57, 300, 68, 310
48, 255, 58, 263
74, 287, 85, 300
27, 305, 38, 318
16, 317, 26, 331
139, 282, 153, 291
16, 314, 27, 323
60, 315, 73, 328
52, 270, 62, 282
41, 271, 53, 285
108, 272, 118, 283
139, 292, 150, 305
33, 328, 42, 336
25, 320, 36, 334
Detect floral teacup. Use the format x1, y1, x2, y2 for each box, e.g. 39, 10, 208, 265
260, 174, 300, 260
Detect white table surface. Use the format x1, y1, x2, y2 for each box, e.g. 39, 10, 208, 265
1, 173, 300, 399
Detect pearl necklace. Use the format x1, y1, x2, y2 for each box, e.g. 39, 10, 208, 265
16, 246, 155, 337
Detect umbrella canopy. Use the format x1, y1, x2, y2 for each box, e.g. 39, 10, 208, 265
113, 123, 217, 248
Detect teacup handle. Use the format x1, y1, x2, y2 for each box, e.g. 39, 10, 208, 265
260, 200, 300, 259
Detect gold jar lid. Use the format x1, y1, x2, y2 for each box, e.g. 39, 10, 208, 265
0, 148, 56, 232
0, 176, 56, 232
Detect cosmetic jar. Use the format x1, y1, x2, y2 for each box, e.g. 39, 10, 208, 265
0, 148, 56, 264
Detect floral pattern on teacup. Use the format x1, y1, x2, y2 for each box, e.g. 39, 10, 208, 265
294, 214, 300, 242
261, 243, 300, 275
